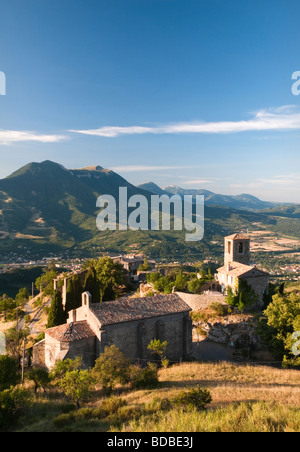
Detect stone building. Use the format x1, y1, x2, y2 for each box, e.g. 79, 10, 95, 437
216, 233, 269, 308
112, 254, 156, 276
33, 292, 192, 370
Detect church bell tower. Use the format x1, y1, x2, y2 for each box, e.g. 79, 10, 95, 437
224, 233, 250, 267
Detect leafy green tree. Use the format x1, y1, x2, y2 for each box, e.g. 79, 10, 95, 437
15, 288, 30, 305
94, 257, 125, 302
47, 290, 66, 328
35, 269, 58, 296
0, 356, 20, 391
50, 357, 83, 381
260, 292, 300, 363
0, 295, 16, 321
174, 272, 188, 292
92, 345, 131, 394
188, 278, 204, 294
59, 369, 93, 409
147, 339, 168, 367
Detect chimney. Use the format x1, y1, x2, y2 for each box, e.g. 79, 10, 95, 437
68, 309, 77, 323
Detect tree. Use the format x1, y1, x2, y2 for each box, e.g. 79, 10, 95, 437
188, 278, 204, 294
47, 290, 65, 328
94, 257, 125, 302
0, 356, 20, 391
260, 291, 300, 363
59, 369, 93, 409
92, 345, 131, 394
27, 368, 51, 393
65, 274, 83, 313
174, 272, 188, 292
147, 339, 169, 367
138, 258, 151, 272
0, 295, 16, 321
84, 265, 101, 304
35, 269, 58, 296
50, 357, 83, 381
5, 327, 30, 363
15, 288, 30, 306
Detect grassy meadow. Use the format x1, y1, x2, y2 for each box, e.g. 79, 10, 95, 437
17, 361, 300, 432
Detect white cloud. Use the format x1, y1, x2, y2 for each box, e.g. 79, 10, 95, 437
0, 130, 67, 145
69, 105, 300, 138
111, 165, 196, 172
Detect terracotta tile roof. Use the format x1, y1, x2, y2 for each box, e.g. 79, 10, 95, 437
225, 233, 250, 240
217, 262, 268, 278
90, 294, 191, 326
46, 321, 95, 342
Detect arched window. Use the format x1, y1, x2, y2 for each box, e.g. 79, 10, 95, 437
238, 242, 244, 254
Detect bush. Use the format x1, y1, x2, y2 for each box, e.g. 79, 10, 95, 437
0, 356, 20, 391
130, 363, 159, 389
0, 387, 32, 431
53, 396, 128, 428
210, 302, 229, 317
175, 385, 212, 411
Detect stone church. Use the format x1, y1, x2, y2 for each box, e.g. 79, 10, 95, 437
216, 233, 269, 308
33, 292, 192, 370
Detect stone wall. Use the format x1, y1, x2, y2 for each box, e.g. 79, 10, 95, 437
193, 315, 264, 351
102, 312, 192, 364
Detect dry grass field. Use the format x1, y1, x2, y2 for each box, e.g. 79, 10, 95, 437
18, 361, 300, 432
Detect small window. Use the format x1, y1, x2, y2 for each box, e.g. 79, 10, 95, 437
238, 242, 244, 254
228, 241, 232, 254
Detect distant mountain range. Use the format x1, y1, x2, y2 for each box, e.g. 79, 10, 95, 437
0, 161, 299, 260
137, 182, 279, 211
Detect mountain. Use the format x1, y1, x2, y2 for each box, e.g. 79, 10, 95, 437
0, 160, 151, 245
0, 161, 299, 262
138, 183, 276, 211
137, 182, 170, 197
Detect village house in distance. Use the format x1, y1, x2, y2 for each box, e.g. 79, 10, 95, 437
216, 233, 269, 308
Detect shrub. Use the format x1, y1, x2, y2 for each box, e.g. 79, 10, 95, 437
0, 387, 32, 431
210, 302, 228, 317
53, 396, 128, 428
0, 356, 20, 391
130, 363, 159, 389
27, 368, 51, 393
175, 385, 212, 411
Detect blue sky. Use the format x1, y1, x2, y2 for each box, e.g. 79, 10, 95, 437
0, 0, 299, 202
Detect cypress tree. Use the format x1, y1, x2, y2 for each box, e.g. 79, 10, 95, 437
47, 291, 65, 328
